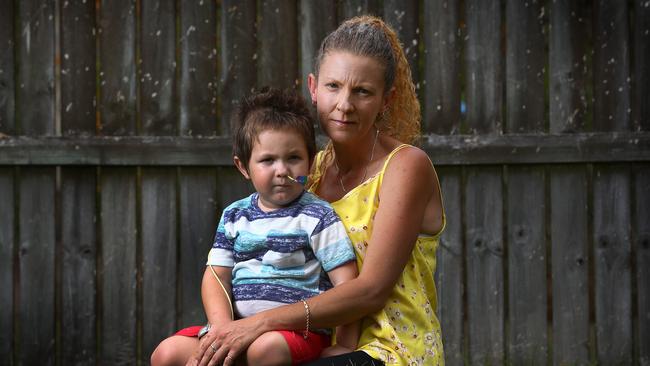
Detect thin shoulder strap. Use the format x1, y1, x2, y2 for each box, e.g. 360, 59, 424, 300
380, 144, 410, 172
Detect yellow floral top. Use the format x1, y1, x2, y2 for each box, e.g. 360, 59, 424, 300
310, 144, 445, 365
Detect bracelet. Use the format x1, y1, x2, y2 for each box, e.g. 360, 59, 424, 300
301, 299, 310, 339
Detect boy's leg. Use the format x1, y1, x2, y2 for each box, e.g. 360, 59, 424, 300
246, 331, 292, 366
151, 335, 200, 366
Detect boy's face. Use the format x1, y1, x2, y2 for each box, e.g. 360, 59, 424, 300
234, 128, 310, 212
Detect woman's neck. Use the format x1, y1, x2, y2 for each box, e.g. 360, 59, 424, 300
332, 129, 380, 173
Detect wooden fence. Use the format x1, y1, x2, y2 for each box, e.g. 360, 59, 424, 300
0, 0, 649, 365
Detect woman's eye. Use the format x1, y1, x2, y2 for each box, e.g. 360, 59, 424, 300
325, 82, 338, 89
356, 88, 370, 95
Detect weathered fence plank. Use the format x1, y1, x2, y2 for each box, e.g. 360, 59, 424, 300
593, 165, 633, 364
258, 1, 298, 89
505, 1, 548, 363
550, 166, 590, 365
17, 1, 55, 135
179, 0, 218, 136
141, 0, 176, 136
100, 168, 137, 365
142, 168, 178, 361
0, 0, 15, 134
299, 0, 337, 101
592, 2, 633, 364
0, 169, 14, 364
61, 0, 96, 135
383, 0, 419, 87
18, 168, 56, 365
465, 167, 504, 365
98, 1, 136, 135
465, 0, 502, 134
637, 166, 650, 366
179, 169, 217, 326
635, 0, 650, 131
549, 3, 592, 364
422, 0, 460, 135
220, 0, 256, 134
593, 0, 630, 132
506, 0, 545, 133
549, 0, 590, 133
436, 167, 463, 366
506, 167, 547, 364
61, 167, 97, 365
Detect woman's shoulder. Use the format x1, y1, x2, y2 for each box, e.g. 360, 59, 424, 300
382, 141, 433, 173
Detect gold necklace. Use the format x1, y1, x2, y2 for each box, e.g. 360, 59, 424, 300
334, 129, 380, 194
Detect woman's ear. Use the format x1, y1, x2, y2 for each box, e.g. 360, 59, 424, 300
382, 86, 396, 111
307, 73, 318, 104
233, 156, 250, 180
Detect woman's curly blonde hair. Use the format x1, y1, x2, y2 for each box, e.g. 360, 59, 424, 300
313, 15, 421, 144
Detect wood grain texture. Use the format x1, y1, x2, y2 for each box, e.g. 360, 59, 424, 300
60, 0, 96, 135
18, 168, 56, 365
435, 167, 463, 366
299, 0, 336, 101
506, 0, 545, 133
100, 168, 137, 365
141, 168, 177, 361
422, 0, 460, 134
549, 0, 591, 133
179, 168, 217, 325
17, 1, 55, 135
634, 0, 650, 131
98, 1, 137, 135
383, 0, 419, 88
2, 132, 648, 166
61, 167, 97, 365
179, 0, 217, 136
258, 0, 298, 89
141, 0, 177, 136
507, 166, 547, 364
593, 0, 630, 132
0, 169, 14, 363
464, 167, 504, 365
593, 165, 633, 364
465, 0, 502, 134
0, 0, 15, 134
550, 166, 590, 365
220, 0, 256, 135
636, 166, 650, 366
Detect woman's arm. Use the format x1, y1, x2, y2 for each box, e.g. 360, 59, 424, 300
210, 147, 441, 365
324, 261, 360, 354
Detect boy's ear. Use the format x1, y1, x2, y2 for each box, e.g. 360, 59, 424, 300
233, 156, 250, 179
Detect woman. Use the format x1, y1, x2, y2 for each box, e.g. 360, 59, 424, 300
190, 16, 445, 366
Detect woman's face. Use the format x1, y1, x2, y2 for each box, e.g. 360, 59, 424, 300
308, 51, 390, 144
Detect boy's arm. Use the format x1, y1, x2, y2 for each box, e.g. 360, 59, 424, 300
324, 261, 360, 353
201, 265, 234, 327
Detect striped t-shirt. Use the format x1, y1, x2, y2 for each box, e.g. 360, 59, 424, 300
207, 191, 356, 318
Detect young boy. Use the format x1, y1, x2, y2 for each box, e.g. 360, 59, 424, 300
198, 88, 358, 365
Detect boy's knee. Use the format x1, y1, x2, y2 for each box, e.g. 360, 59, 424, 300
247, 331, 291, 366
150, 338, 181, 366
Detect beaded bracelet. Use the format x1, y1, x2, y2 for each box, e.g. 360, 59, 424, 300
301, 299, 310, 339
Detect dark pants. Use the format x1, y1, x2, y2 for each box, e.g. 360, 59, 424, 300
302, 351, 385, 366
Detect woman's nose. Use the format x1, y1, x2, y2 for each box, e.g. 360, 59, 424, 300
336, 92, 354, 113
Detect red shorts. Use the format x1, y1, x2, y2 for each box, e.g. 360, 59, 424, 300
175, 326, 330, 365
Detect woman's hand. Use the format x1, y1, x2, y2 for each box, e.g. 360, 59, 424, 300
189, 316, 266, 366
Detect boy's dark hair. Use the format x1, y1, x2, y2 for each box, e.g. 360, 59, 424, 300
232, 87, 317, 169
